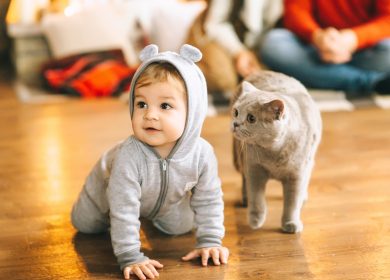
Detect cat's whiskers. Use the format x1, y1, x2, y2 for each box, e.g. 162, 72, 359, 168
239, 140, 246, 158
241, 129, 251, 137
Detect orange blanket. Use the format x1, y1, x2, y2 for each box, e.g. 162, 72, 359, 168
42, 50, 138, 98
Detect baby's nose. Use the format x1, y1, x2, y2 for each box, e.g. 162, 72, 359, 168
144, 109, 158, 121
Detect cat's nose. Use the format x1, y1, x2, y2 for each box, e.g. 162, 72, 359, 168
232, 122, 239, 131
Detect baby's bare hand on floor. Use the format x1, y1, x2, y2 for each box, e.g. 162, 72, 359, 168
182, 246, 229, 266
123, 259, 163, 280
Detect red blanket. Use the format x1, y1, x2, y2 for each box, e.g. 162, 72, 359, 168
42, 50, 138, 98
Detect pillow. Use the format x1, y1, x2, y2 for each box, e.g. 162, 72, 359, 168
41, 3, 148, 66
150, 0, 206, 52
41, 1, 206, 65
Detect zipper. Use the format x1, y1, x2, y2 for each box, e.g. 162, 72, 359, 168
148, 159, 169, 219
162, 160, 167, 171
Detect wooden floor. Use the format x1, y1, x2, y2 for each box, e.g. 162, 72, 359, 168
1, 74, 390, 279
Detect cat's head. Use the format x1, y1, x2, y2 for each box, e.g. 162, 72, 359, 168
231, 81, 286, 146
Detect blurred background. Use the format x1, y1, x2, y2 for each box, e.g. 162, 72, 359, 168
2, 0, 389, 110
0, 0, 12, 74
0, 0, 207, 101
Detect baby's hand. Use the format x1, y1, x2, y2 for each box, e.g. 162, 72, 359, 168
182, 246, 229, 266
123, 259, 163, 280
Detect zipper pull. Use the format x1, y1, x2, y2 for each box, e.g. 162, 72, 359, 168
162, 159, 167, 171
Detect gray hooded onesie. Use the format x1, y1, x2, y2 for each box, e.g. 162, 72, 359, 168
71, 44, 225, 270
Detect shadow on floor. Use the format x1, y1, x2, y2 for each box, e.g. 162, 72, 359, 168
72, 231, 119, 275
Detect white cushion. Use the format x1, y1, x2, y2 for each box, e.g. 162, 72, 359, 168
40, 2, 148, 66
149, 0, 206, 52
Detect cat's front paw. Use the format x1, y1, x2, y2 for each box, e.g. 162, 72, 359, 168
282, 220, 303, 233
248, 211, 266, 229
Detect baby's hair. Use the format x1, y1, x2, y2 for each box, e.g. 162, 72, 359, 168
135, 62, 186, 92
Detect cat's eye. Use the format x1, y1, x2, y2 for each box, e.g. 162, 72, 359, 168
233, 109, 238, 117
247, 114, 256, 123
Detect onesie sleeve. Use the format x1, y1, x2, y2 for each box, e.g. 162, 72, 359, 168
190, 143, 225, 248
106, 141, 148, 270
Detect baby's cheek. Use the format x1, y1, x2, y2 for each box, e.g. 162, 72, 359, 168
168, 120, 185, 138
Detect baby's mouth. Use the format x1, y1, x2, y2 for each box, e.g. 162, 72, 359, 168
144, 127, 160, 132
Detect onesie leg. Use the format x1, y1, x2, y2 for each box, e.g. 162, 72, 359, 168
71, 187, 109, 234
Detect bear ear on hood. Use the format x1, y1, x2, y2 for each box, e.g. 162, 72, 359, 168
139, 44, 202, 63
180, 44, 202, 63
139, 44, 159, 62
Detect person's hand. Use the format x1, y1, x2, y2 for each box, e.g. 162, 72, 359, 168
321, 48, 352, 64
182, 246, 229, 266
312, 28, 348, 62
123, 259, 163, 280
312, 27, 338, 52
339, 29, 358, 54
235, 50, 261, 77
312, 27, 357, 64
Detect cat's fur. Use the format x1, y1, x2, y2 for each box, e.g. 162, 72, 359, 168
231, 70, 322, 233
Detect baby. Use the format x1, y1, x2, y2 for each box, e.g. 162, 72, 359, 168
71, 44, 229, 280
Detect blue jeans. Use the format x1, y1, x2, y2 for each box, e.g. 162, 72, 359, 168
260, 29, 390, 95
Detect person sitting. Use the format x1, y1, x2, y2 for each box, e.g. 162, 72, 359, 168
260, 0, 390, 97
187, 0, 283, 101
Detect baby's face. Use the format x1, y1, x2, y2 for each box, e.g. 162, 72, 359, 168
132, 78, 187, 158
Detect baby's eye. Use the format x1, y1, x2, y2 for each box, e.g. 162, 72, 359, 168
137, 101, 147, 109
161, 103, 172, 110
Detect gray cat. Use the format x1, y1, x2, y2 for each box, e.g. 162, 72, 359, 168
231, 70, 322, 233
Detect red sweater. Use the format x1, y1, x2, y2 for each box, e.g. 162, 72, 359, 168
284, 0, 390, 49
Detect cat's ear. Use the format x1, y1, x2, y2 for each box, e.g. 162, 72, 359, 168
266, 99, 284, 120
241, 81, 258, 95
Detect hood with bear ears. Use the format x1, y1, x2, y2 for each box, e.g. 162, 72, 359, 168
129, 44, 208, 159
